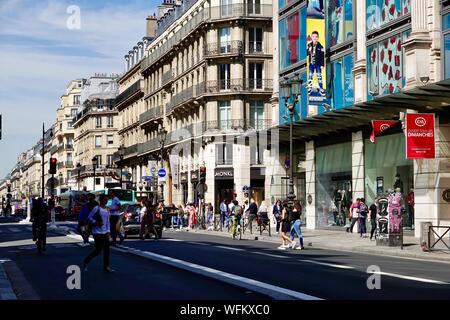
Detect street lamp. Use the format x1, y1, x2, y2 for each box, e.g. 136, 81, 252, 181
158, 126, 168, 203
41, 123, 53, 199
280, 75, 303, 209
92, 157, 98, 191
76, 163, 82, 191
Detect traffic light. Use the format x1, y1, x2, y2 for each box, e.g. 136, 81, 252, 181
49, 158, 57, 174
199, 166, 206, 182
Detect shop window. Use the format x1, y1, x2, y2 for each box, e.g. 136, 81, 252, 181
443, 13, 450, 79
279, 6, 307, 70
327, 53, 354, 110
367, 31, 409, 100
367, 0, 410, 32
327, 0, 353, 47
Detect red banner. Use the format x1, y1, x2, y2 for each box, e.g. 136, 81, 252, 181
406, 113, 435, 159
370, 120, 399, 143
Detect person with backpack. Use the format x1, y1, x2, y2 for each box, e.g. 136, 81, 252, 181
358, 198, 368, 238
230, 200, 243, 239
83, 194, 114, 273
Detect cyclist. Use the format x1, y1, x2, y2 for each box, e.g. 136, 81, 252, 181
31, 198, 49, 251
230, 200, 243, 239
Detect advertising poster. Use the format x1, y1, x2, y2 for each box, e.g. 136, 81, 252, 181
306, 0, 327, 105
406, 113, 435, 159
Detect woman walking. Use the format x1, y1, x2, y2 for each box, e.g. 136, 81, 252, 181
347, 198, 360, 233
358, 198, 368, 238
272, 200, 282, 234
139, 199, 148, 240
278, 203, 293, 250
177, 204, 185, 230
289, 202, 304, 250
83, 194, 114, 273
188, 203, 197, 231
369, 198, 378, 240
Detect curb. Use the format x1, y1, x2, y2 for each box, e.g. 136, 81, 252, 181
180, 229, 450, 264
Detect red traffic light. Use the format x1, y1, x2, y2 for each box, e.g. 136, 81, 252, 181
200, 166, 206, 173
50, 158, 57, 164
49, 157, 57, 174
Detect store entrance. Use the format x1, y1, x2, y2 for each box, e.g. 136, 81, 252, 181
215, 180, 234, 214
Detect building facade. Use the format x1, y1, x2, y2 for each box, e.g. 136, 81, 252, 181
273, 0, 450, 239
118, 0, 275, 210
73, 74, 120, 191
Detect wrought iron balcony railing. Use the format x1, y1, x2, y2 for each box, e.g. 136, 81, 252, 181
161, 70, 174, 86
114, 80, 141, 108
204, 41, 243, 57
249, 41, 264, 54
204, 119, 271, 132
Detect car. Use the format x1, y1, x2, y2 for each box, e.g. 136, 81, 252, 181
121, 204, 163, 239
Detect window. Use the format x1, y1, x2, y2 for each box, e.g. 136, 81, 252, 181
250, 136, 264, 165
221, 0, 232, 17
107, 155, 113, 166
443, 13, 450, 79
249, 63, 263, 89
96, 117, 102, 128
279, 7, 307, 70
107, 135, 114, 146
327, 0, 353, 47
67, 153, 73, 163
219, 27, 231, 53
73, 95, 81, 105
327, 54, 354, 109
219, 101, 231, 130
71, 108, 78, 118
248, 0, 261, 15
367, 0, 411, 32
95, 178, 101, 185
367, 31, 409, 100
95, 136, 102, 148
67, 138, 73, 147
107, 116, 114, 128
67, 121, 73, 129
249, 101, 264, 129
249, 27, 263, 53
216, 142, 233, 165
219, 64, 231, 90
95, 155, 102, 168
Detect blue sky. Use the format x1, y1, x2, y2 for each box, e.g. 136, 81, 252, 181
0, 0, 158, 178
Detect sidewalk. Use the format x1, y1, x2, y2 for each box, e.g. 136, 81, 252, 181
179, 226, 450, 263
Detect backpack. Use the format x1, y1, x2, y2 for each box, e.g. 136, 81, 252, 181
359, 203, 368, 217
234, 206, 243, 217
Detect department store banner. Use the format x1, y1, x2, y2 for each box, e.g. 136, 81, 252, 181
406, 113, 435, 159
306, 0, 327, 105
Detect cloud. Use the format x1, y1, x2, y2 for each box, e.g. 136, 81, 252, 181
0, 0, 157, 177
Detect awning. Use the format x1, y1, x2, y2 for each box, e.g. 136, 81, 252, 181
276, 79, 450, 142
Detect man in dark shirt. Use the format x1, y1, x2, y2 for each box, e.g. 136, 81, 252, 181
369, 200, 378, 240
247, 199, 258, 234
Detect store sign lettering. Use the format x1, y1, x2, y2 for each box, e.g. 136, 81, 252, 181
406, 114, 435, 159
215, 171, 233, 178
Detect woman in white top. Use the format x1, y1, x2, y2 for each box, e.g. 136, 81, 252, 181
83, 194, 114, 273
139, 200, 148, 240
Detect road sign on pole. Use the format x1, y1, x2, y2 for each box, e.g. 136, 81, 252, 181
158, 169, 166, 178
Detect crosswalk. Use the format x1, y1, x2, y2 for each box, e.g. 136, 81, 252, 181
0, 227, 32, 234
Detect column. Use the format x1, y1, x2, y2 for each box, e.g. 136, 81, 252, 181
353, 0, 367, 104
403, 0, 432, 87
352, 131, 365, 200
233, 138, 250, 206
305, 141, 316, 229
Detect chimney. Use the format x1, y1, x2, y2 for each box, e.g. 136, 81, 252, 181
158, 0, 176, 20
146, 14, 157, 38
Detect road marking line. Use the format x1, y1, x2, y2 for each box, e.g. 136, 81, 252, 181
374, 271, 449, 285
8, 228, 21, 233
114, 245, 322, 300
0, 261, 17, 300
215, 245, 245, 252
188, 242, 210, 246
26, 227, 32, 231
252, 252, 289, 259
163, 238, 182, 242
301, 260, 355, 270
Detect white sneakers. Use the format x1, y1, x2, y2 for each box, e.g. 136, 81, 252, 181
277, 244, 288, 250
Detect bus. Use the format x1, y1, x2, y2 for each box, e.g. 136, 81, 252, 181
92, 189, 136, 206
58, 191, 88, 221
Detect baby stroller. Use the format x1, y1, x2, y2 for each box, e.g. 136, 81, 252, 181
257, 212, 271, 236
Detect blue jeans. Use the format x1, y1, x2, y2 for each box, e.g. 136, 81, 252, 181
177, 216, 184, 228
221, 212, 228, 227
290, 219, 303, 241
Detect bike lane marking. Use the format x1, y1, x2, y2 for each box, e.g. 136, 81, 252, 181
373, 271, 449, 285
301, 260, 355, 270
114, 245, 322, 301
214, 245, 245, 251
252, 252, 290, 259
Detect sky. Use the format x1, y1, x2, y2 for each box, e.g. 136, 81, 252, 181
0, 0, 158, 178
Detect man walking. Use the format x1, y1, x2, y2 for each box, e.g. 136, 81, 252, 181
247, 199, 258, 234
108, 190, 123, 246
220, 199, 228, 229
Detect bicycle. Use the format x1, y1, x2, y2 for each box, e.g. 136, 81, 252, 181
231, 215, 243, 240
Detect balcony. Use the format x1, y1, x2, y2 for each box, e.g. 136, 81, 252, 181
166, 87, 194, 113
65, 161, 74, 169
161, 70, 174, 87
138, 139, 161, 155
249, 41, 264, 54
115, 81, 142, 109
204, 119, 271, 132
204, 41, 243, 58
49, 145, 58, 155
123, 144, 138, 158
205, 79, 244, 93
210, 4, 272, 20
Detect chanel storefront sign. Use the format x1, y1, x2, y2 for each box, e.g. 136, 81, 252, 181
215, 168, 234, 180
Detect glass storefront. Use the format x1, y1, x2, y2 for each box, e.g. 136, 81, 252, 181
316, 142, 352, 228
279, 6, 307, 70
364, 133, 414, 227
443, 13, 450, 80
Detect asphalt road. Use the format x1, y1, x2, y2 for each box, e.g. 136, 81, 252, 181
1, 221, 450, 300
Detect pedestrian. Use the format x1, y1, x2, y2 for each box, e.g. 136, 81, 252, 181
108, 190, 123, 246
369, 198, 378, 241
78, 193, 96, 246
359, 198, 368, 237
272, 200, 282, 234
289, 202, 304, 250
189, 203, 197, 231
407, 188, 414, 228
206, 202, 214, 231
83, 194, 114, 273
278, 203, 293, 250
258, 200, 268, 226
31, 198, 49, 251
220, 199, 228, 229
347, 198, 360, 233
139, 199, 148, 240
247, 199, 258, 234
177, 204, 185, 230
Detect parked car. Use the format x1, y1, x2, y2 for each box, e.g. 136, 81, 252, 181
122, 204, 163, 239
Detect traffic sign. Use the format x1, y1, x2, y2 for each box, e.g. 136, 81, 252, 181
142, 176, 153, 182
151, 167, 156, 173
158, 169, 166, 178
